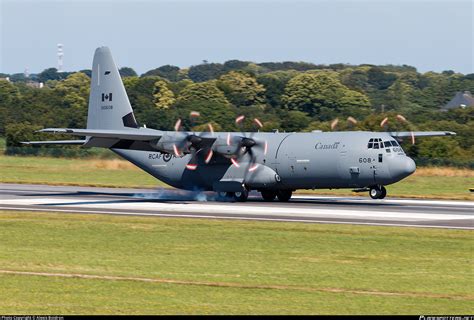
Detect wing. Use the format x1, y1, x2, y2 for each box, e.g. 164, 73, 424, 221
38, 128, 162, 141
24, 127, 217, 153
22, 127, 163, 151
389, 131, 456, 138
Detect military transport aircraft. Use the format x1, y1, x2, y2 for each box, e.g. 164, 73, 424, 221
25, 47, 456, 202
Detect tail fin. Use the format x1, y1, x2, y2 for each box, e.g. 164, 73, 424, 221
87, 46, 138, 130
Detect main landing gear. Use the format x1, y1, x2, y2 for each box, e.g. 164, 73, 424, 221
260, 190, 293, 202
369, 185, 387, 199
218, 190, 249, 202
218, 189, 293, 202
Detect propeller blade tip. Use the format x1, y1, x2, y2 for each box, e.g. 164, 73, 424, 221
230, 158, 240, 168
235, 115, 245, 124
253, 118, 263, 128
174, 119, 182, 131
186, 164, 198, 170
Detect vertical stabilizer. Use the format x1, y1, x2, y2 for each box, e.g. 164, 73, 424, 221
87, 46, 138, 130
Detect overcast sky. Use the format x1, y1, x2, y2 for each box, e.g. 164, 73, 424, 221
0, 0, 472, 75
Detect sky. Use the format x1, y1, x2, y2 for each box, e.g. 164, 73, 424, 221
0, 0, 473, 75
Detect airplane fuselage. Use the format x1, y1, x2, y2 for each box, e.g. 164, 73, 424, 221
113, 130, 416, 193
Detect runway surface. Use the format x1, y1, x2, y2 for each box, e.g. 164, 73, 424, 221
0, 183, 472, 230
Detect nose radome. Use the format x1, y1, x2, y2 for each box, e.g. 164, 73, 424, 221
405, 157, 416, 175
391, 157, 416, 181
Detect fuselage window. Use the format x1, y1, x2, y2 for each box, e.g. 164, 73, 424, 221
386, 148, 391, 153
378, 154, 383, 162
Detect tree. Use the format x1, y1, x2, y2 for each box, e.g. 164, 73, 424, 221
119, 67, 138, 78
367, 67, 397, 90
188, 63, 224, 82
153, 80, 175, 109
217, 71, 265, 107
280, 110, 311, 132
282, 71, 371, 120
53, 73, 91, 128
0, 80, 21, 134
5, 122, 42, 148
174, 81, 236, 130
223, 60, 250, 72
178, 81, 229, 106
38, 68, 67, 82
257, 71, 297, 107
142, 65, 182, 82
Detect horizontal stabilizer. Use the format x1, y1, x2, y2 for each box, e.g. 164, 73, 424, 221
389, 131, 456, 138
38, 128, 162, 141
22, 140, 87, 145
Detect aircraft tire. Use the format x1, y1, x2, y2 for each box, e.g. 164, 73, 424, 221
369, 186, 383, 199
261, 190, 276, 201
234, 190, 249, 202
277, 190, 292, 202
379, 186, 387, 199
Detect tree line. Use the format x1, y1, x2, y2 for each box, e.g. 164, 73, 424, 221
1, 61, 473, 167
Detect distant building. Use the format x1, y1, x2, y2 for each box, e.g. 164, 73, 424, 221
441, 91, 474, 111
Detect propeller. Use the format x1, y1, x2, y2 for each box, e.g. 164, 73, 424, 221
230, 115, 268, 173
380, 114, 415, 145
330, 117, 358, 131
171, 111, 214, 170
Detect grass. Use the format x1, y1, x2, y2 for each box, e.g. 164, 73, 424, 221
1, 155, 473, 199
0, 210, 472, 314
0, 155, 166, 188
0, 137, 5, 153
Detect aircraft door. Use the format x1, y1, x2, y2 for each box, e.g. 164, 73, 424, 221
372, 151, 390, 185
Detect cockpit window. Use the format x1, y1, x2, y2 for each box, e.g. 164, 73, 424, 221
391, 140, 398, 146
384, 141, 391, 148
368, 138, 384, 149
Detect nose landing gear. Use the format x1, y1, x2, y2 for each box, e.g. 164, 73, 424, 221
369, 185, 387, 199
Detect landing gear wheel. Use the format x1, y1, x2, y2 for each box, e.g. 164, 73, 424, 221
379, 186, 387, 199
217, 191, 227, 200
234, 189, 249, 202
277, 190, 292, 202
261, 190, 276, 201
369, 186, 386, 199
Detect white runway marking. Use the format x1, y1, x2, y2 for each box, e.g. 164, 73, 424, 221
0, 206, 472, 230
0, 197, 471, 223
291, 195, 474, 207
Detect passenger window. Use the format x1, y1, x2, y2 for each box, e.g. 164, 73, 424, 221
386, 148, 391, 153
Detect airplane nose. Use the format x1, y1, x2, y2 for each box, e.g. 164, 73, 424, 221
405, 157, 416, 175
391, 157, 416, 181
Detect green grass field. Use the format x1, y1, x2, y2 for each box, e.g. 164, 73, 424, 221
0, 155, 472, 199
0, 211, 472, 314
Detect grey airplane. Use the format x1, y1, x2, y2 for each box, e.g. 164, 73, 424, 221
26, 47, 456, 202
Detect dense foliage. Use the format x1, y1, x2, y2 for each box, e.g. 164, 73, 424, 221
1, 61, 473, 166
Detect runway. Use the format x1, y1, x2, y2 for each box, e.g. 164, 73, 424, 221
0, 183, 472, 230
